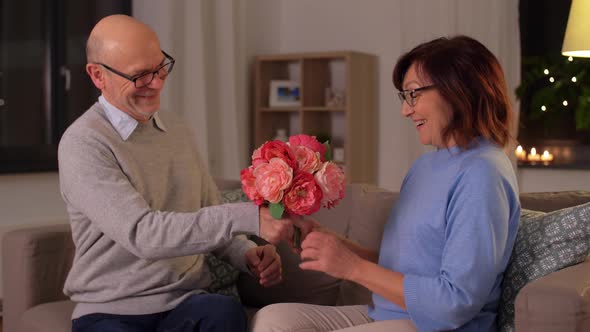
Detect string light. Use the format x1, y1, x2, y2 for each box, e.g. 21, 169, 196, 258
549, 77, 555, 83
568, 56, 573, 62
541, 105, 547, 111
572, 76, 577, 82
563, 100, 569, 106
543, 69, 550, 75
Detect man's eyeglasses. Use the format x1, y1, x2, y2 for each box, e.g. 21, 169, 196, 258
397, 85, 436, 107
96, 50, 175, 88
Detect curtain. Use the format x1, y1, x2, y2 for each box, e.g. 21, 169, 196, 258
134, 0, 249, 180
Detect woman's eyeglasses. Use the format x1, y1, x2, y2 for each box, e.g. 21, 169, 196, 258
397, 85, 436, 107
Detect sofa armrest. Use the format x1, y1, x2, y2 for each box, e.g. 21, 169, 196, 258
515, 258, 590, 331
2, 224, 74, 332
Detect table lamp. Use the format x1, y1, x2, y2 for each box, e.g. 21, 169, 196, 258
562, 0, 590, 57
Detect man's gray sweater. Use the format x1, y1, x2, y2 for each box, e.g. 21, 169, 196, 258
58, 103, 258, 319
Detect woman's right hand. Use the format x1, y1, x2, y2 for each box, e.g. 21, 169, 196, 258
298, 230, 363, 281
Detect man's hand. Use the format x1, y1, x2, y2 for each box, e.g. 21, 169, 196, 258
258, 206, 294, 245
245, 245, 282, 287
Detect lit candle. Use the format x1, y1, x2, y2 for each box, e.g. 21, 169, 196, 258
527, 147, 541, 162
541, 150, 554, 165
515, 145, 527, 161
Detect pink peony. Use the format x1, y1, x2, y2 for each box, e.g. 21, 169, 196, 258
253, 158, 293, 203
251, 146, 266, 168
288, 134, 327, 161
293, 145, 322, 174
283, 171, 323, 216
260, 140, 298, 170
314, 162, 345, 208
240, 166, 264, 205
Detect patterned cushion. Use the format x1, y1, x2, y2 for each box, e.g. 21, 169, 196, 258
205, 254, 241, 302
498, 203, 590, 332
220, 188, 249, 204
206, 189, 250, 302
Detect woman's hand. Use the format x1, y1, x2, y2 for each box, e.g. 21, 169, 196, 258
300, 230, 407, 309
298, 231, 362, 280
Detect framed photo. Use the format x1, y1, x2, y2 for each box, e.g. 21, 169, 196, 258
269, 80, 300, 107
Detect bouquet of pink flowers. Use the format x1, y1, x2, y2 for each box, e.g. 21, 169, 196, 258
240, 134, 345, 222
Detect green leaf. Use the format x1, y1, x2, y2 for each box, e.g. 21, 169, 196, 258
269, 202, 284, 219
323, 141, 332, 161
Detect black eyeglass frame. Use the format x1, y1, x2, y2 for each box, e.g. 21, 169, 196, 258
397, 85, 436, 107
96, 50, 175, 88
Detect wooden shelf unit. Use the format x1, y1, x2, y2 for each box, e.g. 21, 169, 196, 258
253, 51, 377, 184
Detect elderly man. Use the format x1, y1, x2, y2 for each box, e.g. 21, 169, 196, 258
58, 14, 296, 332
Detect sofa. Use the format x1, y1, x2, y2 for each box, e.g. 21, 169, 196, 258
3, 183, 590, 332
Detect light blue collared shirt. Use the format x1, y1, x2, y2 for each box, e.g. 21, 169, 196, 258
98, 95, 167, 140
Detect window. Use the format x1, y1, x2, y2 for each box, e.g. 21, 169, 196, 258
518, 0, 590, 168
0, 0, 131, 173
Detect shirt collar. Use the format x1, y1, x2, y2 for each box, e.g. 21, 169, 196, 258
98, 95, 166, 140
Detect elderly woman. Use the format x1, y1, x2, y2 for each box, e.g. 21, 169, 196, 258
251, 35, 521, 332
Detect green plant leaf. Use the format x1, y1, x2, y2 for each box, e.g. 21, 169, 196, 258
269, 202, 284, 219
323, 141, 332, 161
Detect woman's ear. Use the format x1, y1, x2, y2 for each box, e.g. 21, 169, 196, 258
86, 63, 105, 89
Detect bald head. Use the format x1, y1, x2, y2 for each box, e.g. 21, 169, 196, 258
86, 14, 160, 64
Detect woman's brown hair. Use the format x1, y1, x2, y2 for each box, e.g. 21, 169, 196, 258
393, 35, 513, 149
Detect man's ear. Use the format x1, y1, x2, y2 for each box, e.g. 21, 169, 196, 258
86, 63, 105, 89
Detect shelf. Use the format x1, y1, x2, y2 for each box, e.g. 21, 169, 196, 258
302, 107, 345, 112
260, 107, 300, 112
253, 51, 377, 184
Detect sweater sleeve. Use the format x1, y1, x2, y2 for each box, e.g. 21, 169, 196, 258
403, 159, 518, 330
58, 131, 260, 260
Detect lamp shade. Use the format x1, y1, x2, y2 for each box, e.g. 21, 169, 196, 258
562, 0, 590, 57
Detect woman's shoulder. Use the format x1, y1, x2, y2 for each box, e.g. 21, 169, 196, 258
456, 142, 517, 190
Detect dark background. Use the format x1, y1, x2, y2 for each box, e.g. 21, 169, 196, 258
0, 0, 131, 173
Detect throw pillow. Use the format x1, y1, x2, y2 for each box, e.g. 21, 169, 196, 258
220, 188, 249, 204
498, 203, 590, 332
205, 254, 241, 302
206, 188, 250, 302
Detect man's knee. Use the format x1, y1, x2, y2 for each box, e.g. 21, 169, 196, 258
183, 294, 246, 329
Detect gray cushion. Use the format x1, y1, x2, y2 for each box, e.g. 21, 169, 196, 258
498, 203, 590, 332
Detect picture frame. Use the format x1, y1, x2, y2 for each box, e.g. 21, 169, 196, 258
269, 80, 301, 107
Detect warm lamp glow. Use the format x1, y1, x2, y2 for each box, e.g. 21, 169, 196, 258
562, 0, 590, 57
